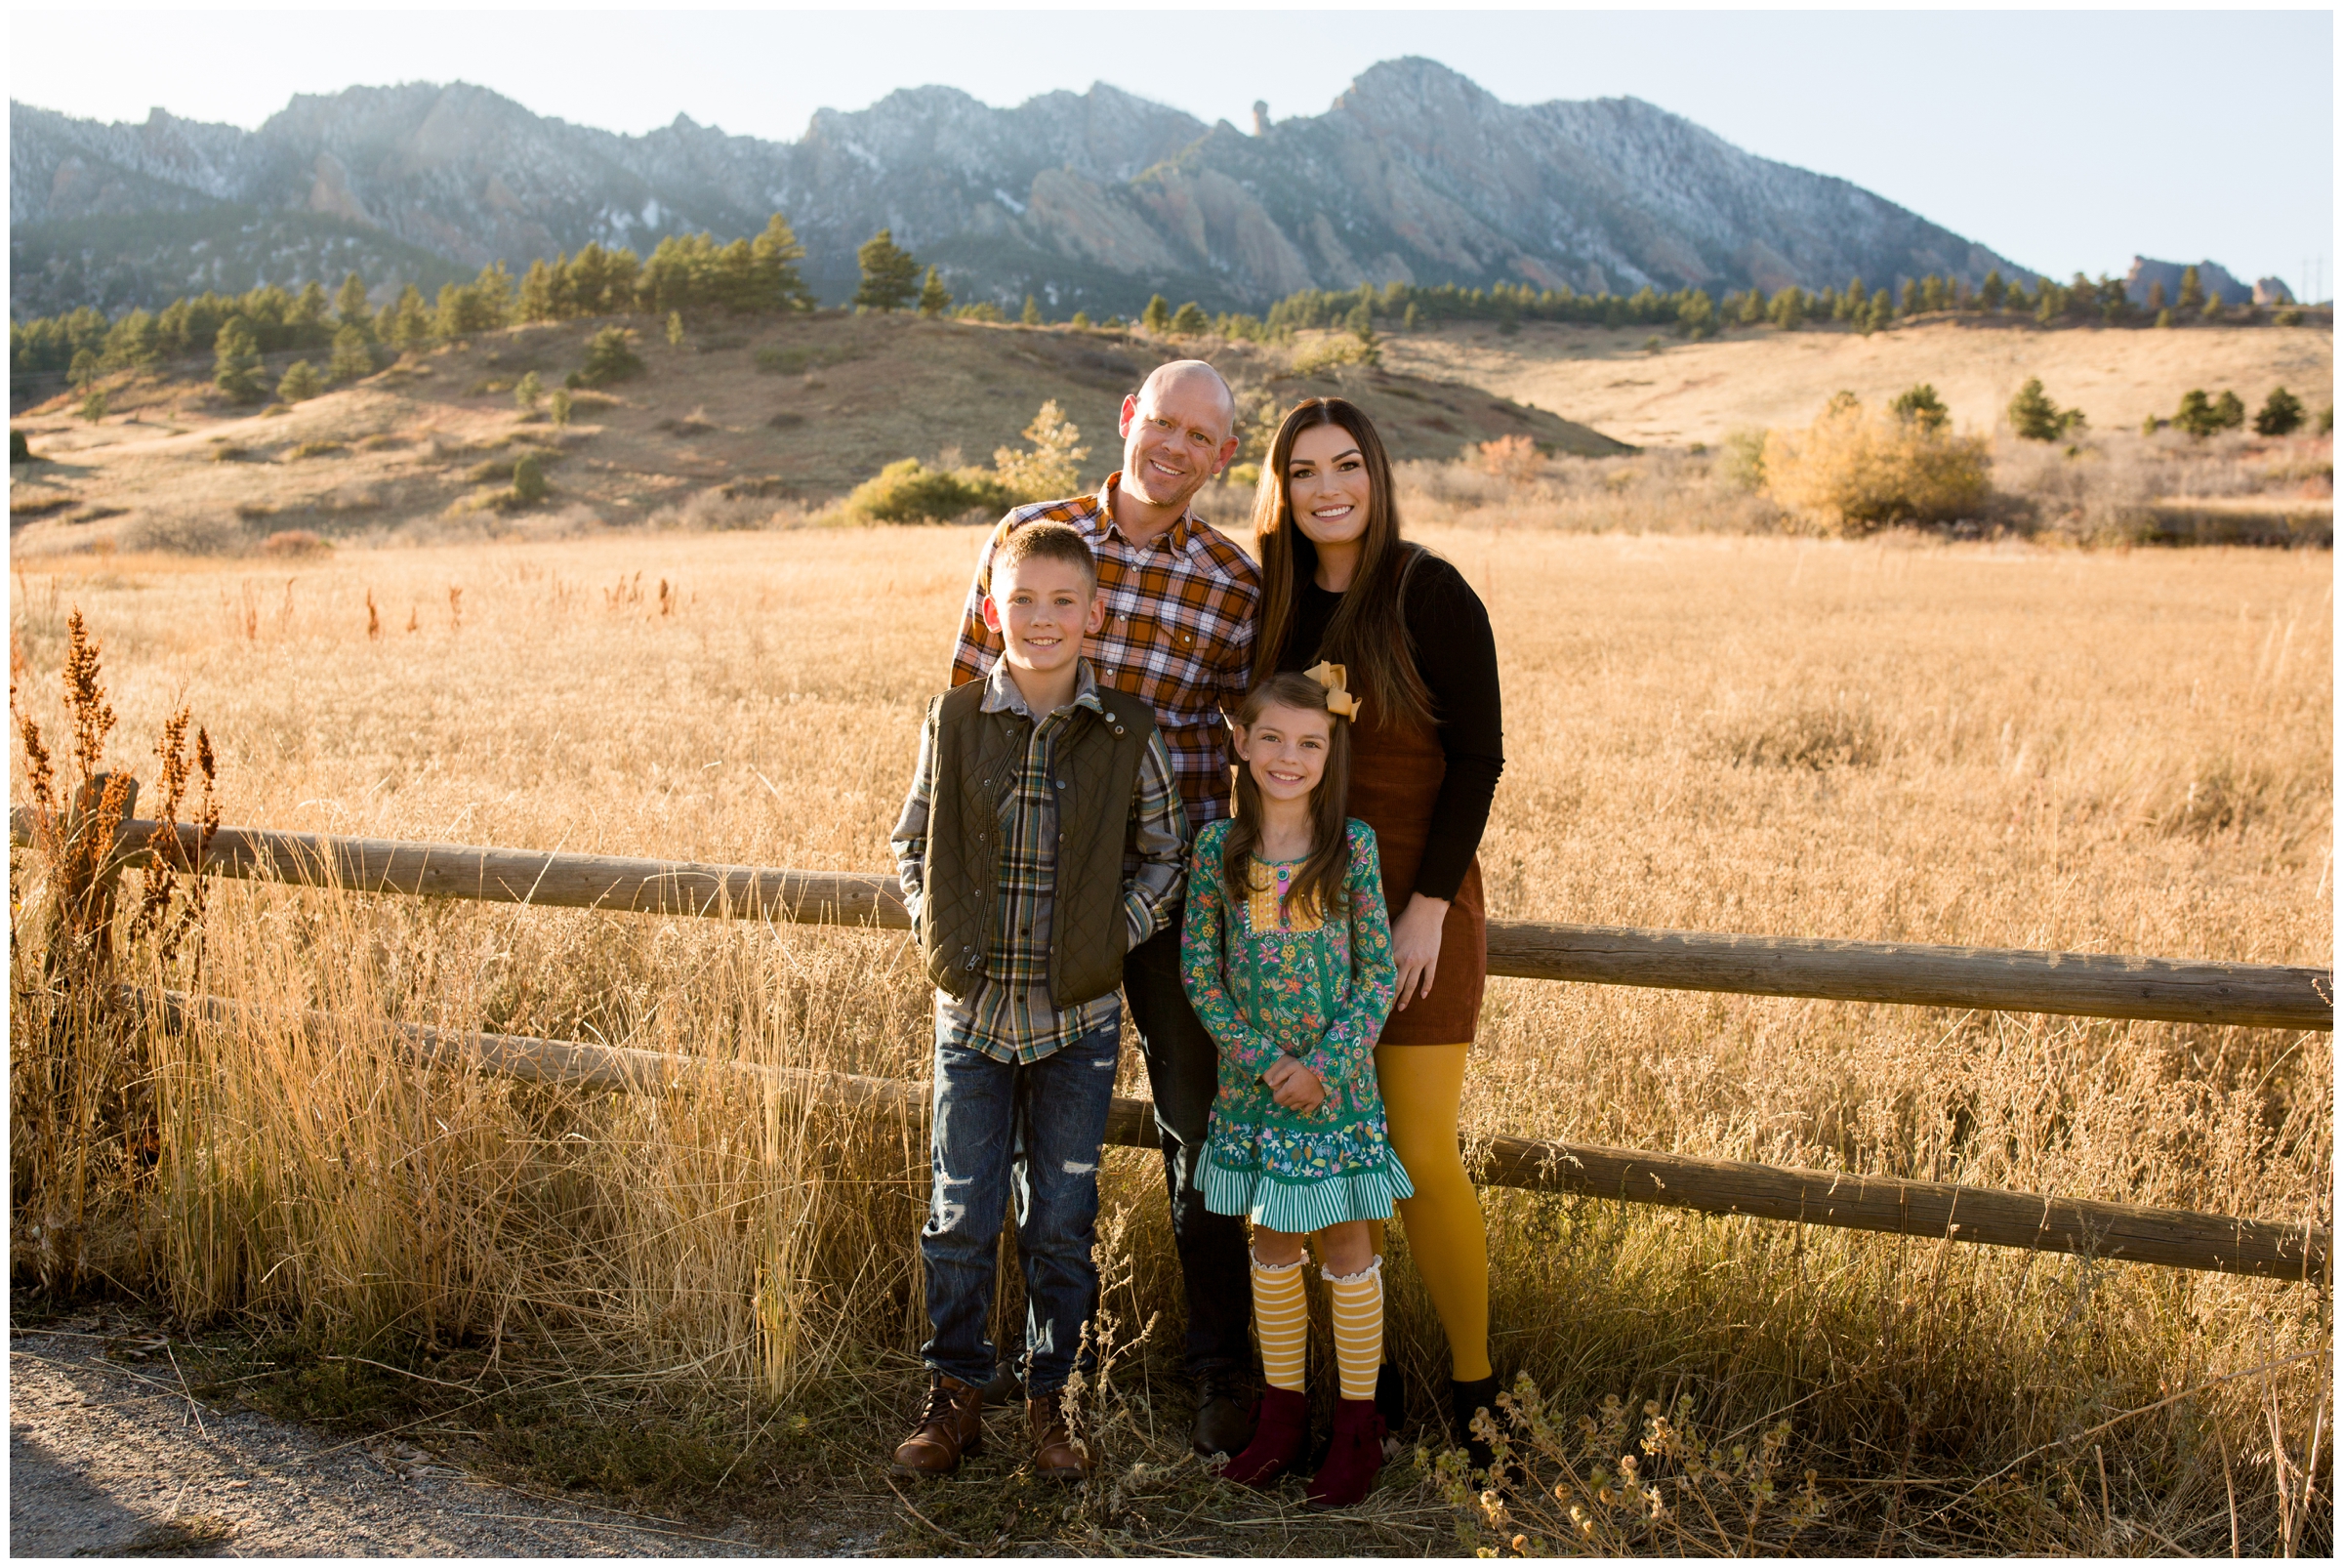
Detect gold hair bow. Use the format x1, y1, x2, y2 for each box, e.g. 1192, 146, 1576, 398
1305, 661, 1363, 721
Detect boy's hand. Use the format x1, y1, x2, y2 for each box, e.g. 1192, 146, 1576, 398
1263, 1056, 1327, 1114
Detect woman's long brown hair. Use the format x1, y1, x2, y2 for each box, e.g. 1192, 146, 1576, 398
1249, 396, 1433, 730
1222, 672, 1353, 925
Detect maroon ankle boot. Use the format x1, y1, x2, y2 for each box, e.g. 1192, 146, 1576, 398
1306, 1396, 1387, 1508
1218, 1385, 1309, 1488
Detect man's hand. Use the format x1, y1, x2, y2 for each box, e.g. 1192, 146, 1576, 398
1391, 893, 1450, 1010
1262, 1055, 1328, 1114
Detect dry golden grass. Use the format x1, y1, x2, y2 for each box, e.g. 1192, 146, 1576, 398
7, 314, 1610, 560
1384, 316, 2332, 448
10, 525, 2332, 1553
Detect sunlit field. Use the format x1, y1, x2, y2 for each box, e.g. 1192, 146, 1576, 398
10, 524, 2330, 1553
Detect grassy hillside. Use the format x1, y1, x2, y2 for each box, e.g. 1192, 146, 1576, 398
1388, 317, 2335, 447
7, 312, 1624, 557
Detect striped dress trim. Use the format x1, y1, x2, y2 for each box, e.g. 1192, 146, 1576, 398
1199, 1147, 1415, 1232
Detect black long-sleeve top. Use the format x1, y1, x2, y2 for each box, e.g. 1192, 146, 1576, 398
1274, 545, 1503, 902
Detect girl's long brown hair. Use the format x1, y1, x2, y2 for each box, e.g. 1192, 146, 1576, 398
1249, 396, 1433, 730
1222, 672, 1353, 925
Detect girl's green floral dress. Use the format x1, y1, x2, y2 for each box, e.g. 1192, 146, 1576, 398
1181, 817, 1412, 1232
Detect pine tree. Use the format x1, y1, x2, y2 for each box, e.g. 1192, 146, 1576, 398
853, 228, 921, 312
918, 267, 952, 318
78, 388, 107, 424
2173, 389, 2218, 437
1980, 270, 2006, 311
513, 454, 548, 504
1070, 309, 1093, 330
2156, 309, 2174, 329
276, 359, 321, 402
1863, 288, 1892, 335
748, 214, 815, 313
517, 260, 558, 323
2008, 378, 2069, 440
1899, 279, 1921, 316
1171, 301, 1209, 336
550, 389, 573, 428
1891, 383, 1950, 433
1739, 288, 1767, 325
1021, 294, 1044, 326
335, 270, 373, 331
2177, 267, 2204, 310
1768, 286, 1806, 330
1143, 295, 1172, 334
103, 309, 159, 368
578, 326, 644, 386
2252, 387, 2305, 435
386, 286, 432, 349
1403, 302, 1421, 332
514, 370, 543, 411
667, 311, 685, 347
2200, 290, 2225, 322
213, 316, 267, 401
68, 348, 99, 389
2210, 389, 2244, 430
2147, 280, 2167, 311
292, 281, 331, 344
327, 325, 376, 385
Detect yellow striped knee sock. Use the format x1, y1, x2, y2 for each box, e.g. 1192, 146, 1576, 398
1252, 1254, 1308, 1393
1325, 1259, 1383, 1403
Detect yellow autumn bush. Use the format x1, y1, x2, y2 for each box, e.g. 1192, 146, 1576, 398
1761, 392, 1990, 533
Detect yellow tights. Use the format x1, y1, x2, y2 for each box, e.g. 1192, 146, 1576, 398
1372, 1043, 1493, 1382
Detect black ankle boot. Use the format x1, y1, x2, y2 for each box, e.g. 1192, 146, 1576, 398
1450, 1375, 1502, 1479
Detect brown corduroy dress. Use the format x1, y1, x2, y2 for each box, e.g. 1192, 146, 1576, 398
1344, 706, 1486, 1046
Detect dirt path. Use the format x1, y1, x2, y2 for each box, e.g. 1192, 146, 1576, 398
9, 1319, 874, 1557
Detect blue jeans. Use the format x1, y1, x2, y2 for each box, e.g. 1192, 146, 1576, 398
920, 1019, 1121, 1397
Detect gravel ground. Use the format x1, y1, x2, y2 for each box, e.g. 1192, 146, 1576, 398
9, 1318, 882, 1557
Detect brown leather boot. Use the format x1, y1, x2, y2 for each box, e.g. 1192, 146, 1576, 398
892, 1373, 984, 1477
1027, 1392, 1088, 1483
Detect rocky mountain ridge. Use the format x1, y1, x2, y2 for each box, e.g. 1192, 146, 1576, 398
13, 58, 2030, 318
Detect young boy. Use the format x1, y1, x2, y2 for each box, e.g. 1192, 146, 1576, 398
888, 520, 1188, 1481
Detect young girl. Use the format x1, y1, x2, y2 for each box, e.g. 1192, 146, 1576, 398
1181, 666, 1407, 1507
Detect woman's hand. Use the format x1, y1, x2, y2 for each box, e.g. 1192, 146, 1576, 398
1390, 892, 1451, 1010
1262, 1055, 1328, 1114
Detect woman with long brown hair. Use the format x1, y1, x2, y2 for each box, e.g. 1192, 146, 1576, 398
1247, 396, 1505, 1470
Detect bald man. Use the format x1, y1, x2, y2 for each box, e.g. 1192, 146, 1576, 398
947, 359, 1262, 1458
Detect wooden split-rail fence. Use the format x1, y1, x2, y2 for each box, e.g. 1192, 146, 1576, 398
14, 798, 2333, 1282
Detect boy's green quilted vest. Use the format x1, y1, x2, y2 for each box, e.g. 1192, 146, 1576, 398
920, 680, 1163, 1009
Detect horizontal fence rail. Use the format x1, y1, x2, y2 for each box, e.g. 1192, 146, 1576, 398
132, 988, 2329, 1281
16, 810, 2332, 1033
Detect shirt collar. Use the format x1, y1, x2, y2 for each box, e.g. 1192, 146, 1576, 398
981, 654, 1103, 720
1094, 469, 1197, 555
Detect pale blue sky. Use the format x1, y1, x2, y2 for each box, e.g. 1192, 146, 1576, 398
10, 6, 2334, 297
